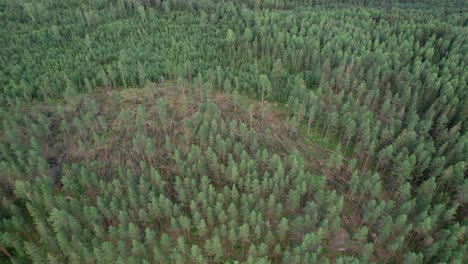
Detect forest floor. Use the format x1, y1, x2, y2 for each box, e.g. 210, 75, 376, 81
111, 82, 333, 174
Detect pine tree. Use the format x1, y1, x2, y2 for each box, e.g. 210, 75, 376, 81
259, 74, 272, 103
277, 218, 289, 242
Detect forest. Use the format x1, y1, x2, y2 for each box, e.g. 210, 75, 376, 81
0, 0, 466, 263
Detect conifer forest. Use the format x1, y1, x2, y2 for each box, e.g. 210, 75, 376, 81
0, 0, 467, 263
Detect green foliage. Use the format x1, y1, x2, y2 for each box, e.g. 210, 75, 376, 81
0, 0, 466, 263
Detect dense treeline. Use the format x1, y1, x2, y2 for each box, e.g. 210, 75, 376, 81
1, 0, 467, 263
